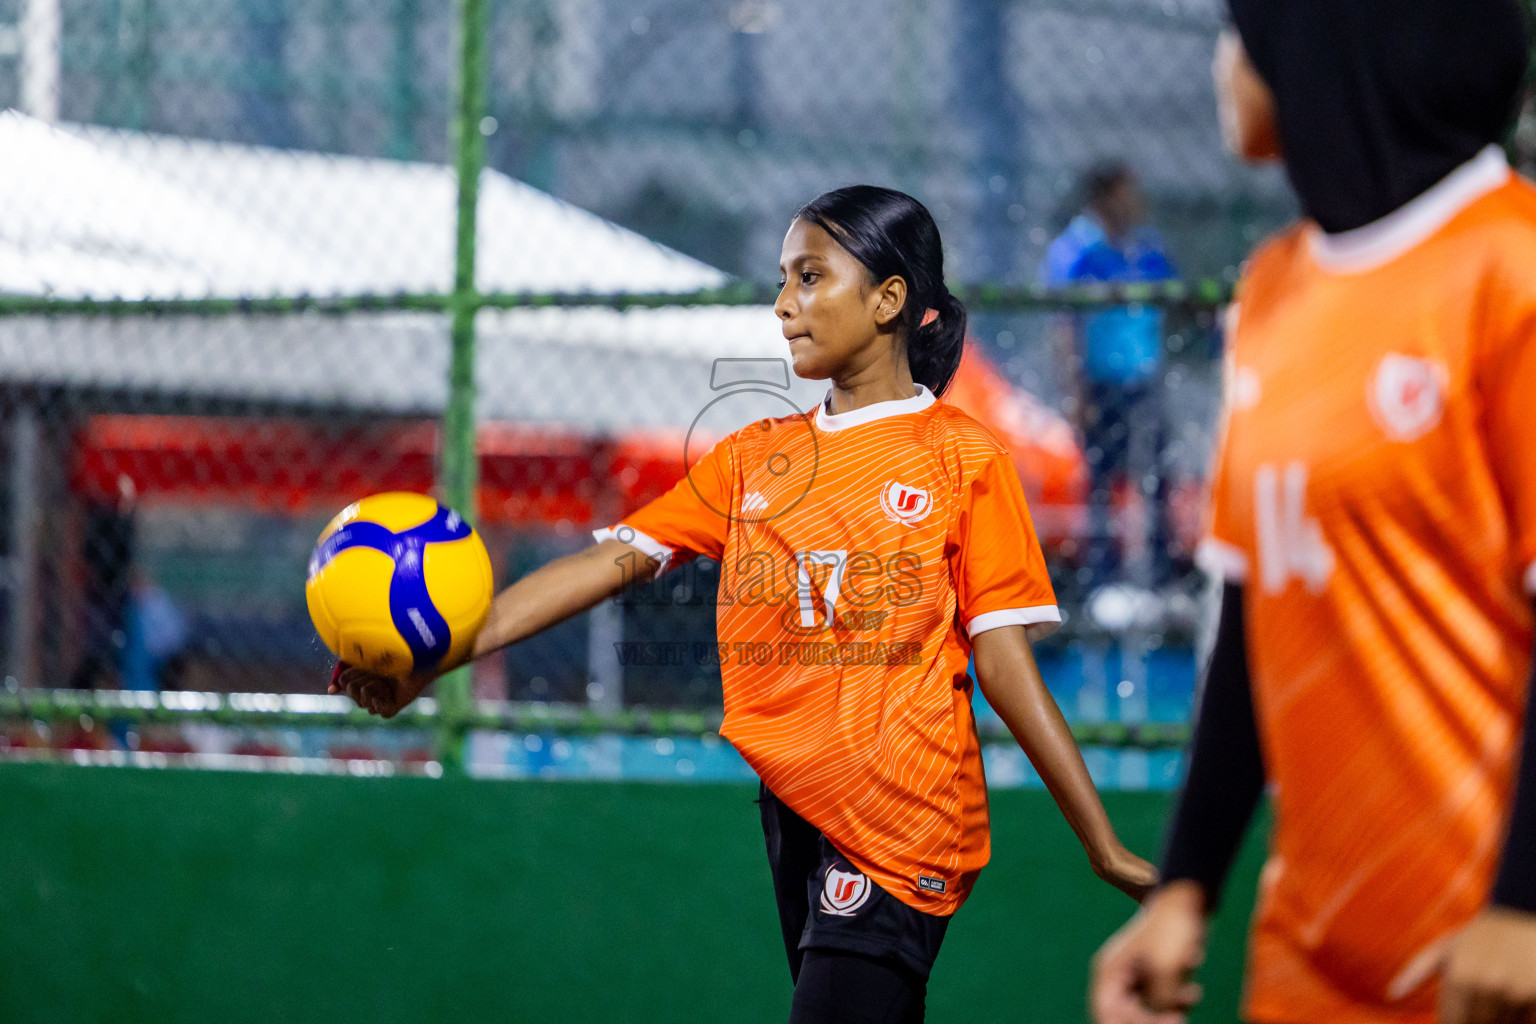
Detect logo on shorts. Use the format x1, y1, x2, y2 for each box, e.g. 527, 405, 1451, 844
878, 481, 931, 526
1368, 354, 1447, 442
819, 867, 872, 917
917, 875, 947, 894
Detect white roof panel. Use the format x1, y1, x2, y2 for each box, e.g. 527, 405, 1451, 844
0, 111, 727, 299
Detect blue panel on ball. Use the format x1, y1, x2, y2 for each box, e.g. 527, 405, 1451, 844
388, 536, 453, 671
308, 520, 396, 580
400, 505, 473, 545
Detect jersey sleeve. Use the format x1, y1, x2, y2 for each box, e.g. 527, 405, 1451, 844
951, 451, 1061, 642
1480, 266, 1536, 595
1194, 304, 1253, 584
592, 436, 734, 570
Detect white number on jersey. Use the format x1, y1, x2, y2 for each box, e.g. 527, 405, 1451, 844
1254, 462, 1334, 594
796, 550, 848, 629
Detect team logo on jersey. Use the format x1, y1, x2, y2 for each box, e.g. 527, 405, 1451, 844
819, 867, 872, 916
1368, 354, 1447, 442
879, 481, 932, 525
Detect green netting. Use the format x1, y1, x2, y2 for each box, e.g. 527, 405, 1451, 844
0, 0, 1303, 770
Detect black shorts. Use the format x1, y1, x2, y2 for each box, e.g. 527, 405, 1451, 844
758, 783, 951, 982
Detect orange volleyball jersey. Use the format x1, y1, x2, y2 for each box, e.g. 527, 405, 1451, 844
1199, 149, 1536, 1022
596, 384, 1059, 914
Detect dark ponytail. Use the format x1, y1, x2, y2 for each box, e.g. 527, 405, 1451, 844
796, 185, 967, 396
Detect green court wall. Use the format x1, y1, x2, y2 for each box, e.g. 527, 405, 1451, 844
0, 764, 1264, 1023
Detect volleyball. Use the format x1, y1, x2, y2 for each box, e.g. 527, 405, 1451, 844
305, 492, 493, 678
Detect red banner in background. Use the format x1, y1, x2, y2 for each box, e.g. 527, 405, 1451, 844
70, 350, 1089, 543
70, 415, 700, 528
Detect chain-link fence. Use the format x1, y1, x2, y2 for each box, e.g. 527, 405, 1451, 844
0, 0, 1318, 779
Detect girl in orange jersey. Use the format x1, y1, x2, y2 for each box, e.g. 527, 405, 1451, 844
1091, 3, 1536, 1024
335, 185, 1155, 1021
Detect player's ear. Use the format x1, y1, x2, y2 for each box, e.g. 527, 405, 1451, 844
872, 275, 908, 328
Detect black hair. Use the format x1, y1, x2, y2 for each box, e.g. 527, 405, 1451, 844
795, 185, 967, 397
1083, 160, 1134, 208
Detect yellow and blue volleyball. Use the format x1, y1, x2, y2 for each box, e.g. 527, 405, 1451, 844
305, 492, 493, 678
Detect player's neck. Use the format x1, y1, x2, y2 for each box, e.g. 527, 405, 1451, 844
826, 377, 919, 416
826, 352, 919, 416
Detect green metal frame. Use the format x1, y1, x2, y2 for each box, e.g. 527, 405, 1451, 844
0, 280, 1233, 319
0, 688, 1191, 750
0, 0, 1234, 772
431, 0, 491, 772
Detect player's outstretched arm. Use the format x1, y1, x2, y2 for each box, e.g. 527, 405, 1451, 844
971, 624, 1158, 901
331, 538, 661, 717
469, 538, 659, 660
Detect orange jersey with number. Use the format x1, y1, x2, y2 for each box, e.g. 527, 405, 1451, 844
595, 384, 1059, 914
1198, 148, 1536, 1022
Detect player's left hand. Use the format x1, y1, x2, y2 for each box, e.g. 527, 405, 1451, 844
1093, 842, 1160, 903
328, 660, 435, 719
1440, 906, 1536, 1024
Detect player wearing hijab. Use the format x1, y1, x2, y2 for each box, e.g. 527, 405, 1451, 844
335, 186, 1156, 1023
1091, 2, 1536, 1023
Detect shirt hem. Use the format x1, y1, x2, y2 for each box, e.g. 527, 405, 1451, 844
965, 605, 1062, 643
840, 853, 963, 919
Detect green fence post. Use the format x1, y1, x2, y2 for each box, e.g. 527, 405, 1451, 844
436, 0, 489, 774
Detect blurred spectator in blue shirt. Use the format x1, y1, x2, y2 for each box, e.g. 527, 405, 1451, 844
1040, 163, 1177, 590
121, 571, 189, 692
1042, 162, 1177, 382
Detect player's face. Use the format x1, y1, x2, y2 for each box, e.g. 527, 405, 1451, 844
1214, 29, 1281, 162
775, 218, 902, 383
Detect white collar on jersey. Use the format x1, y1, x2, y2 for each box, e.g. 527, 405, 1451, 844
1307, 144, 1511, 274
815, 383, 936, 431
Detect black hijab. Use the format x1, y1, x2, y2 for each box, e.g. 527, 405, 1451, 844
1228, 0, 1529, 233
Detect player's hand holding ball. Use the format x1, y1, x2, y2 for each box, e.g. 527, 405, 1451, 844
327, 659, 440, 719
1090, 880, 1207, 1024
307, 492, 493, 717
